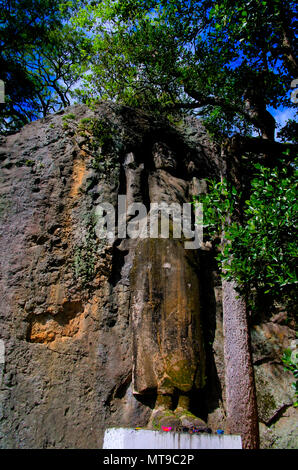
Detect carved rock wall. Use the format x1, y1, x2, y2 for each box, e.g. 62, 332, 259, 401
0, 103, 296, 448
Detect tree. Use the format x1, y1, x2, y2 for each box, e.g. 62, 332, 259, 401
0, 0, 89, 133
70, 0, 297, 448
197, 159, 297, 447
1, 0, 296, 447
72, 0, 297, 140
199, 162, 298, 314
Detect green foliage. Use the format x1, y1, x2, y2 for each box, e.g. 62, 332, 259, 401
78, 117, 122, 178
79, 117, 93, 127
3, 1, 296, 139
73, 211, 98, 284
282, 346, 298, 407
73, 239, 96, 283
62, 113, 76, 121
196, 159, 298, 311
0, 0, 89, 133
70, 0, 297, 140
277, 118, 298, 144
91, 119, 118, 153
62, 113, 77, 130
24, 159, 35, 167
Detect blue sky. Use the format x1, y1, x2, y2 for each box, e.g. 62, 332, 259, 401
271, 107, 297, 131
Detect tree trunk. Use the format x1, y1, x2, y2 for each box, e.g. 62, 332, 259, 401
220, 144, 259, 449
222, 279, 259, 449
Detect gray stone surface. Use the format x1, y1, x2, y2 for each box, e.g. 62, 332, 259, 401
0, 102, 296, 448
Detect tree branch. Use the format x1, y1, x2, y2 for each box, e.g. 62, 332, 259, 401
181, 87, 274, 135
224, 134, 298, 166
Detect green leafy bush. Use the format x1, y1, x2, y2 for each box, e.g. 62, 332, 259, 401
195, 159, 298, 313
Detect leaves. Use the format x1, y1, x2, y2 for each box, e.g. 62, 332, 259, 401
3, 1, 297, 136
64, 0, 297, 138
0, 0, 89, 133
195, 157, 298, 312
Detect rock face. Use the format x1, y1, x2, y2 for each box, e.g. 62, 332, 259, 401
0, 103, 296, 448
131, 238, 205, 397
